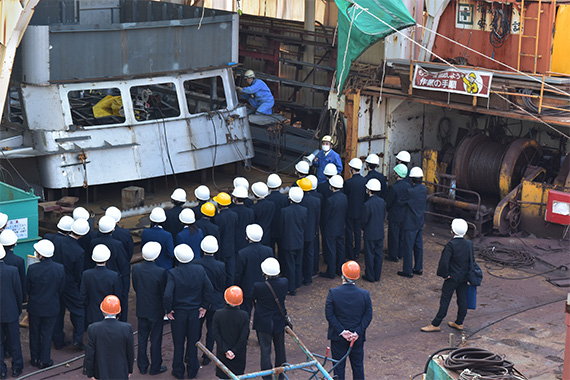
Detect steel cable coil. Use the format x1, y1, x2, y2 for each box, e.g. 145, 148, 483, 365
478, 247, 535, 268
444, 348, 523, 379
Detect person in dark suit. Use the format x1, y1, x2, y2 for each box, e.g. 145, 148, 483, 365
280, 187, 308, 295
361, 179, 386, 282
421, 219, 473, 332
317, 164, 337, 273
252, 258, 288, 380
141, 208, 175, 270
385, 164, 411, 262
325, 261, 373, 380
164, 244, 213, 379
265, 174, 288, 254
399, 167, 427, 278
105, 206, 134, 262
175, 209, 204, 257
80, 245, 122, 327
44, 215, 73, 249
236, 225, 273, 315
212, 286, 250, 379
320, 175, 348, 279
164, 188, 187, 239
307, 175, 323, 276
396, 150, 412, 185
195, 202, 220, 243
297, 178, 320, 286
89, 216, 130, 321
232, 177, 254, 207
344, 158, 367, 261
27, 240, 65, 369
364, 154, 388, 199
85, 295, 134, 380
52, 219, 90, 350
251, 182, 276, 247
192, 185, 211, 222
132, 242, 168, 375
0, 245, 23, 378
193, 236, 226, 366
231, 186, 255, 253
73, 207, 97, 264
212, 193, 239, 285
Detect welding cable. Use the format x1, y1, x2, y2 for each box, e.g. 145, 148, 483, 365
477, 247, 534, 268
486, 264, 567, 280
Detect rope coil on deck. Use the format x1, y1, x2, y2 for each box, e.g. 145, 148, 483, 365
478, 247, 535, 268
444, 348, 527, 379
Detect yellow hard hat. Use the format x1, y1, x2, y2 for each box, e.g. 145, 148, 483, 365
321, 135, 333, 143
296, 178, 312, 192
213, 192, 232, 206
201, 202, 216, 217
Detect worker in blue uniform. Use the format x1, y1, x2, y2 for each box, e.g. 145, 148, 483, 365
399, 167, 427, 278
385, 164, 411, 263
27, 240, 65, 369
250, 182, 276, 247
212, 192, 239, 285
132, 242, 168, 375
164, 189, 187, 240
312, 135, 343, 184
320, 175, 348, 279
265, 174, 288, 255
164, 244, 213, 380
344, 158, 367, 260
296, 178, 320, 286
105, 207, 134, 262
231, 186, 255, 252
175, 209, 204, 258
237, 70, 274, 115
364, 154, 388, 199
325, 261, 373, 380
361, 179, 386, 282
141, 208, 175, 270
195, 202, 220, 242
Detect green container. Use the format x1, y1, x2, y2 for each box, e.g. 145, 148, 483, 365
0, 182, 40, 263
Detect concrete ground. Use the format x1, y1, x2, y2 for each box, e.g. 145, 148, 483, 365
13, 168, 569, 380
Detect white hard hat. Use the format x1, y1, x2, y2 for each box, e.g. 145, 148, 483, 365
233, 177, 249, 190
34, 239, 55, 258
451, 219, 468, 237
366, 178, 381, 192
321, 135, 333, 143
73, 207, 90, 221
307, 175, 318, 190
365, 154, 380, 165
142, 241, 161, 261
252, 182, 269, 198
57, 215, 74, 232
98, 215, 116, 234
261, 257, 280, 276
201, 235, 219, 254
329, 175, 344, 189
323, 163, 337, 177
92, 244, 111, 263
396, 150, 411, 163
0, 229, 18, 246
295, 161, 310, 175
348, 158, 363, 170
409, 167, 424, 178
244, 69, 255, 79
171, 188, 187, 203
232, 186, 248, 199
289, 186, 304, 203
0, 245, 5, 260
267, 174, 282, 189
0, 213, 8, 229
194, 185, 210, 201
149, 207, 167, 223
71, 219, 90, 236
105, 206, 122, 222
179, 208, 196, 224
174, 244, 194, 264
246, 224, 263, 242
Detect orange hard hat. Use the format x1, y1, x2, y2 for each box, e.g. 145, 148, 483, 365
342, 261, 360, 280
100, 295, 121, 315
201, 202, 216, 217
213, 192, 231, 206
224, 286, 244, 306
296, 178, 312, 192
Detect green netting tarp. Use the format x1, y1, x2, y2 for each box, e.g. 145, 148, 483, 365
335, 0, 416, 93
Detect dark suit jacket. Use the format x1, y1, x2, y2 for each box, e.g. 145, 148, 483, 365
326, 283, 373, 341
57, 235, 84, 290
361, 195, 386, 241
45, 232, 68, 264
323, 191, 348, 237
175, 227, 204, 258
27, 258, 65, 317
265, 190, 289, 239
89, 234, 130, 294
212, 306, 250, 378
385, 180, 411, 222
365, 170, 388, 199
280, 203, 308, 251
232, 204, 255, 252
113, 226, 134, 262
300, 192, 321, 242
251, 199, 276, 245
141, 226, 174, 270
163, 262, 213, 312
235, 243, 273, 298
132, 261, 167, 320
191, 200, 207, 222
85, 318, 134, 380
402, 184, 427, 231
80, 266, 122, 324
252, 277, 288, 334
195, 217, 221, 243
164, 205, 184, 239
192, 256, 226, 310
213, 208, 239, 260
317, 182, 333, 202
3, 249, 26, 298
344, 173, 367, 219
436, 237, 473, 283
0, 261, 22, 323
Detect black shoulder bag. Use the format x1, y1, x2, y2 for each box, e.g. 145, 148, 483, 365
265, 281, 293, 329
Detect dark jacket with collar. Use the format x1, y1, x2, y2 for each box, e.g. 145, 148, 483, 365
132, 261, 167, 320
0, 261, 22, 323
323, 191, 348, 237
325, 283, 373, 341
361, 195, 386, 241
300, 192, 321, 242
3, 248, 26, 298
141, 226, 175, 270
252, 277, 288, 334
195, 217, 220, 242
27, 258, 65, 317
112, 226, 134, 262
213, 208, 239, 260
80, 266, 122, 324
265, 190, 289, 239
385, 179, 411, 222
251, 199, 276, 245
436, 237, 473, 283
192, 256, 226, 310
163, 262, 213, 311
280, 203, 308, 250
164, 205, 184, 239
401, 184, 427, 230
89, 234, 130, 292
212, 306, 250, 378
231, 204, 255, 252
365, 170, 388, 199
344, 173, 367, 219
235, 243, 273, 298
56, 235, 85, 298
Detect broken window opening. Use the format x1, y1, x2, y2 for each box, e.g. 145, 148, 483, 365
184, 76, 227, 115
68, 88, 126, 127
129, 82, 181, 122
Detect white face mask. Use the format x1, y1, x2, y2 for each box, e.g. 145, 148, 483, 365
322, 144, 331, 152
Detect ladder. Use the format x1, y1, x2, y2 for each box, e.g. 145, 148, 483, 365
516, 0, 545, 73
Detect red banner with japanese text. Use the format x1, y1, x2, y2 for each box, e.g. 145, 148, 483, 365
412, 65, 493, 98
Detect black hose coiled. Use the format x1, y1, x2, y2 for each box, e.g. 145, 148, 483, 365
444, 348, 522, 378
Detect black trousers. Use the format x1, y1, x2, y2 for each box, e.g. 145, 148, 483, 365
313, 233, 320, 275
344, 218, 362, 260
137, 317, 163, 374
220, 255, 236, 286
29, 314, 57, 364
283, 249, 302, 292
387, 219, 402, 260
171, 309, 200, 379
240, 298, 253, 320
53, 289, 85, 347
0, 321, 23, 374
330, 337, 365, 380
432, 279, 468, 327
323, 235, 345, 278
400, 229, 423, 275
302, 240, 314, 284
363, 239, 383, 281
256, 330, 286, 380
